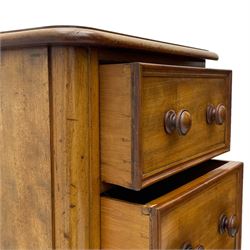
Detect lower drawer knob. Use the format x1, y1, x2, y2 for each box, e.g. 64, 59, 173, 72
164, 109, 192, 136
196, 245, 205, 250
219, 214, 239, 237
182, 242, 205, 250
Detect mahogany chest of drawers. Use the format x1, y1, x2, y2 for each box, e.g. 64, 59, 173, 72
0, 26, 243, 249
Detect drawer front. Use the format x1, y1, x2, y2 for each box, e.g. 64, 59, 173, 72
100, 63, 232, 189
101, 161, 243, 249
156, 168, 241, 249
141, 65, 231, 178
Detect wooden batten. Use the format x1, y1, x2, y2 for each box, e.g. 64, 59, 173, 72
49, 46, 100, 249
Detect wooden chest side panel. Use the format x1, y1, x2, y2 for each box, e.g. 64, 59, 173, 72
0, 48, 52, 249
101, 197, 150, 249
100, 64, 133, 188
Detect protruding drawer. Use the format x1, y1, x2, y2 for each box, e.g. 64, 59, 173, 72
100, 63, 232, 190
101, 160, 243, 249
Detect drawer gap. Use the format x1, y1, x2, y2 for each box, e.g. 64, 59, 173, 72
102, 159, 227, 204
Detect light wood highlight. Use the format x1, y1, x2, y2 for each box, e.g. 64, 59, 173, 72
50, 47, 100, 249
0, 48, 52, 249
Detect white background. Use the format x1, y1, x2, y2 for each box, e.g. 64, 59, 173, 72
1, 0, 249, 248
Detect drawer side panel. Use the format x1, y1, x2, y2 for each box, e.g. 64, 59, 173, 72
101, 197, 150, 249
100, 64, 133, 188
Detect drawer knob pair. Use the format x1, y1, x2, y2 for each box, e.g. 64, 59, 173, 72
206, 104, 226, 125
164, 109, 192, 136
164, 103, 226, 136
219, 214, 239, 237
182, 242, 205, 250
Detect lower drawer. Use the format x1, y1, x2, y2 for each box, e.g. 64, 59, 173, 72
101, 160, 243, 249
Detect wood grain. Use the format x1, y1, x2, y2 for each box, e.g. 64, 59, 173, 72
0, 48, 52, 249
100, 63, 231, 189
141, 64, 232, 177
101, 161, 243, 249
101, 197, 150, 249
0, 26, 241, 250
147, 161, 243, 249
157, 168, 239, 249
0, 26, 218, 60
50, 46, 100, 249
100, 64, 133, 188
87, 48, 101, 248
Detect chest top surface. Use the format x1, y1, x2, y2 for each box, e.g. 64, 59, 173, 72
0, 25, 218, 60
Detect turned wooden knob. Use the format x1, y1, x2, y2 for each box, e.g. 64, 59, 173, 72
164, 109, 192, 136
182, 242, 205, 250
219, 214, 239, 237
195, 246, 205, 250
182, 242, 192, 250
206, 104, 226, 125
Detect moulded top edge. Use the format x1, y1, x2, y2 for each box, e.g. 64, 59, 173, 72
0, 25, 218, 60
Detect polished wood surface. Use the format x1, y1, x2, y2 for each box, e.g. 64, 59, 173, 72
100, 63, 232, 190
0, 26, 242, 250
100, 64, 133, 188
0, 26, 218, 60
0, 45, 101, 249
50, 47, 100, 249
101, 161, 243, 249
88, 49, 101, 248
0, 48, 52, 249
157, 167, 239, 249
141, 64, 231, 179
101, 198, 150, 249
